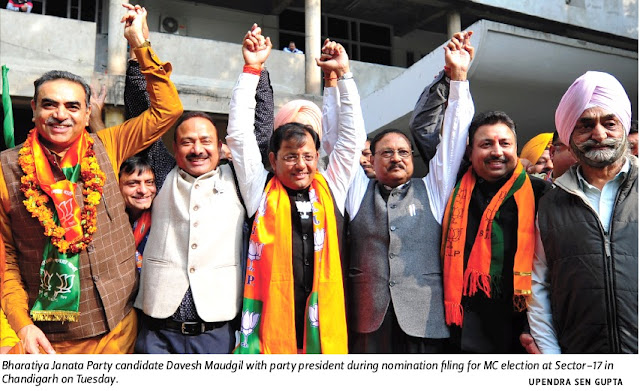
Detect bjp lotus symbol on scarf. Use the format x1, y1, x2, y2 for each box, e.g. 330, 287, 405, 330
308, 303, 319, 327
445, 228, 462, 257
57, 198, 76, 227
53, 273, 75, 299
40, 270, 53, 292
241, 310, 260, 347
313, 228, 325, 252
247, 241, 264, 271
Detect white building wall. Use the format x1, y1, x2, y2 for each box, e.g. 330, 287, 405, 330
0, 10, 96, 98
392, 30, 447, 67
471, 0, 638, 38
138, 0, 280, 47
0, 9, 402, 117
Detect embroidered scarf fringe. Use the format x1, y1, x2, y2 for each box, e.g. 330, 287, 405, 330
31, 310, 79, 322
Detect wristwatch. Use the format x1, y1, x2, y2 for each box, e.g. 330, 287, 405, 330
338, 72, 353, 81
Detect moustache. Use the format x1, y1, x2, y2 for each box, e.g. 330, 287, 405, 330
484, 156, 507, 163
46, 118, 74, 126
578, 138, 619, 151
186, 153, 209, 160
388, 162, 405, 171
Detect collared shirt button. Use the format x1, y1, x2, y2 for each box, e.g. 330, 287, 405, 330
191, 243, 197, 249
189, 267, 195, 274
93, 275, 99, 282
390, 226, 396, 231
302, 234, 308, 240
390, 204, 396, 209
389, 253, 395, 259
193, 222, 199, 227
193, 205, 199, 211
389, 281, 396, 287
195, 184, 200, 189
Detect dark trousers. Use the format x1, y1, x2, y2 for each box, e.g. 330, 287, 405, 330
349, 303, 445, 354
135, 314, 235, 354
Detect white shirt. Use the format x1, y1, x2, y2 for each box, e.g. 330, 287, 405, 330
345, 81, 474, 223
577, 158, 630, 233
226, 72, 366, 216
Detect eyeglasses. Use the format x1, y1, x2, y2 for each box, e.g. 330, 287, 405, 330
375, 149, 412, 159
281, 154, 317, 164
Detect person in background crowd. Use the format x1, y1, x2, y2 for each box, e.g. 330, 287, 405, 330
520, 132, 554, 180
6, 0, 32, 12
627, 120, 638, 156
284, 41, 303, 54
359, 139, 375, 178
118, 156, 156, 272
529, 71, 637, 354
548, 131, 577, 181
220, 143, 233, 163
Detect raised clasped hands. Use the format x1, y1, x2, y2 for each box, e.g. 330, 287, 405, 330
444, 31, 474, 81
121, 3, 148, 49
243, 24, 272, 70
316, 38, 350, 79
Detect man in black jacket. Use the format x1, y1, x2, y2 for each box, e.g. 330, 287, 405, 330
411, 32, 550, 353
528, 71, 637, 354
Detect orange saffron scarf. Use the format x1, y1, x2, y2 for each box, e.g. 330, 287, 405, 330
237, 173, 347, 354
441, 161, 535, 326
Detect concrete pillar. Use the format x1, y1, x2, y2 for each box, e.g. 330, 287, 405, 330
447, 10, 461, 37
305, 0, 321, 95
107, 0, 128, 75
106, 0, 128, 125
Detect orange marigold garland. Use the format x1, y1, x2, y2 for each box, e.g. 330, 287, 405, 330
18, 131, 105, 254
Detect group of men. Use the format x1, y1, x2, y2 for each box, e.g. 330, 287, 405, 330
0, 4, 637, 355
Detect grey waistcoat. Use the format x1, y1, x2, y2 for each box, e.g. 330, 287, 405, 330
347, 179, 449, 338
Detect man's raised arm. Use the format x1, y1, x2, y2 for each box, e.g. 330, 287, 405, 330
318, 39, 366, 213
226, 24, 273, 216
425, 31, 475, 222
97, 4, 183, 174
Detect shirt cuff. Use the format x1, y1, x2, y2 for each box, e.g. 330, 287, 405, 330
134, 46, 166, 70
449, 80, 469, 101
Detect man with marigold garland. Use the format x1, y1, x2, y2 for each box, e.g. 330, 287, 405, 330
0, 4, 182, 354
